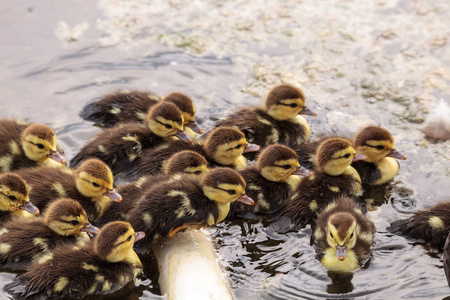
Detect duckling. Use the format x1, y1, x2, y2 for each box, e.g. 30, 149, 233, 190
388, 201, 450, 248
214, 84, 316, 148
70, 101, 192, 174
228, 144, 310, 218
127, 167, 254, 253
0, 173, 39, 225
314, 196, 376, 272
5, 221, 144, 299
275, 138, 366, 231
0, 119, 66, 172
80, 90, 203, 133
444, 233, 450, 287
0, 198, 99, 269
13, 159, 122, 222
131, 127, 260, 179
95, 150, 208, 226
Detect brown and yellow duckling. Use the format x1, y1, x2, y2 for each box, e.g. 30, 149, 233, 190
127, 167, 254, 253
214, 84, 317, 148
131, 127, 260, 179
314, 196, 376, 272
275, 138, 366, 231
70, 101, 192, 174
95, 150, 208, 226
5, 221, 144, 299
228, 144, 310, 219
14, 159, 122, 222
0, 119, 66, 172
0, 198, 99, 270
388, 201, 450, 248
0, 173, 39, 225
80, 90, 203, 134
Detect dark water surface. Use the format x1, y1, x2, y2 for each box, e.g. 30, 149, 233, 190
0, 0, 449, 299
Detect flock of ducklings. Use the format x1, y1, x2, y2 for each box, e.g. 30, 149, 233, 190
0, 84, 448, 298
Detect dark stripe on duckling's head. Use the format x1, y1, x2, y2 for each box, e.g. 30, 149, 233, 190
265, 84, 305, 109
146, 101, 184, 125
329, 212, 355, 240
354, 126, 394, 147
201, 167, 246, 189
75, 159, 113, 186
164, 150, 207, 176
204, 127, 246, 157
316, 138, 353, 170
163, 92, 196, 116
44, 198, 87, 224
256, 144, 298, 170
94, 221, 132, 260
21, 124, 55, 143
0, 173, 29, 196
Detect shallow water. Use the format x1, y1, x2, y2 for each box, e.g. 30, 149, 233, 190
0, 0, 449, 299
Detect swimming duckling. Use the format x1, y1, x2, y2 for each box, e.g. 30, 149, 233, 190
80, 90, 203, 134
275, 138, 366, 231
388, 201, 450, 248
70, 101, 192, 174
444, 233, 450, 287
0, 198, 99, 269
214, 84, 316, 148
228, 144, 310, 218
132, 127, 260, 178
314, 196, 376, 272
95, 150, 208, 226
0, 173, 39, 225
0, 119, 66, 172
5, 221, 144, 299
127, 167, 254, 253
13, 159, 122, 222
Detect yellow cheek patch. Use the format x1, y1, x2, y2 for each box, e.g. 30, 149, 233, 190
428, 216, 444, 229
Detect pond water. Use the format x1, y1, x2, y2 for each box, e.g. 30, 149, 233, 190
0, 0, 449, 299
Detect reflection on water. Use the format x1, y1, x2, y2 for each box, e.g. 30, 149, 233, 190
0, 0, 449, 299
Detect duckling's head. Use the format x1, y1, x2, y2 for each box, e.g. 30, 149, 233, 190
163, 92, 203, 134
0, 173, 39, 215
265, 84, 317, 121
45, 198, 100, 236
146, 102, 191, 142
21, 124, 66, 165
204, 127, 260, 166
202, 167, 254, 205
164, 150, 208, 178
74, 159, 122, 202
94, 221, 144, 264
316, 138, 366, 176
354, 126, 407, 163
257, 144, 310, 182
325, 211, 357, 262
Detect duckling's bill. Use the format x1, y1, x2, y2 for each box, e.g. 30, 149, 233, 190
20, 202, 40, 215
336, 245, 347, 261
104, 189, 122, 202
47, 150, 66, 165
352, 153, 367, 162
81, 223, 100, 235
134, 231, 145, 242
387, 149, 407, 160
187, 120, 203, 134
243, 143, 260, 153
299, 106, 317, 116
236, 194, 254, 205
176, 130, 192, 143
292, 166, 311, 176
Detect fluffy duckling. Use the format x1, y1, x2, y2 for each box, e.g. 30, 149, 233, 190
70, 101, 192, 174
314, 196, 376, 272
275, 138, 366, 231
0, 119, 66, 172
352, 126, 407, 185
444, 233, 450, 287
80, 90, 203, 134
0, 173, 39, 225
13, 159, 122, 222
214, 84, 316, 148
0, 198, 99, 269
127, 167, 254, 253
228, 144, 310, 218
5, 221, 144, 299
388, 201, 450, 248
95, 150, 208, 226
132, 127, 260, 178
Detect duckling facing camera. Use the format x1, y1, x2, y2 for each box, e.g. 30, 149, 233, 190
127, 167, 254, 253
5, 221, 144, 299
80, 90, 203, 134
14, 158, 122, 222
0, 119, 66, 172
70, 101, 192, 174
0, 173, 39, 225
314, 196, 375, 273
214, 84, 316, 148
0, 198, 99, 270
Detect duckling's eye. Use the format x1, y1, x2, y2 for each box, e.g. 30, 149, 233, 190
349, 232, 354, 239
164, 124, 173, 129
36, 143, 45, 149
343, 153, 351, 159
282, 164, 291, 169
227, 190, 236, 195
8, 195, 17, 201
234, 144, 242, 149
289, 103, 298, 108
92, 182, 100, 188
127, 235, 132, 241
376, 145, 385, 150
70, 220, 79, 225
194, 170, 202, 175
330, 232, 334, 238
